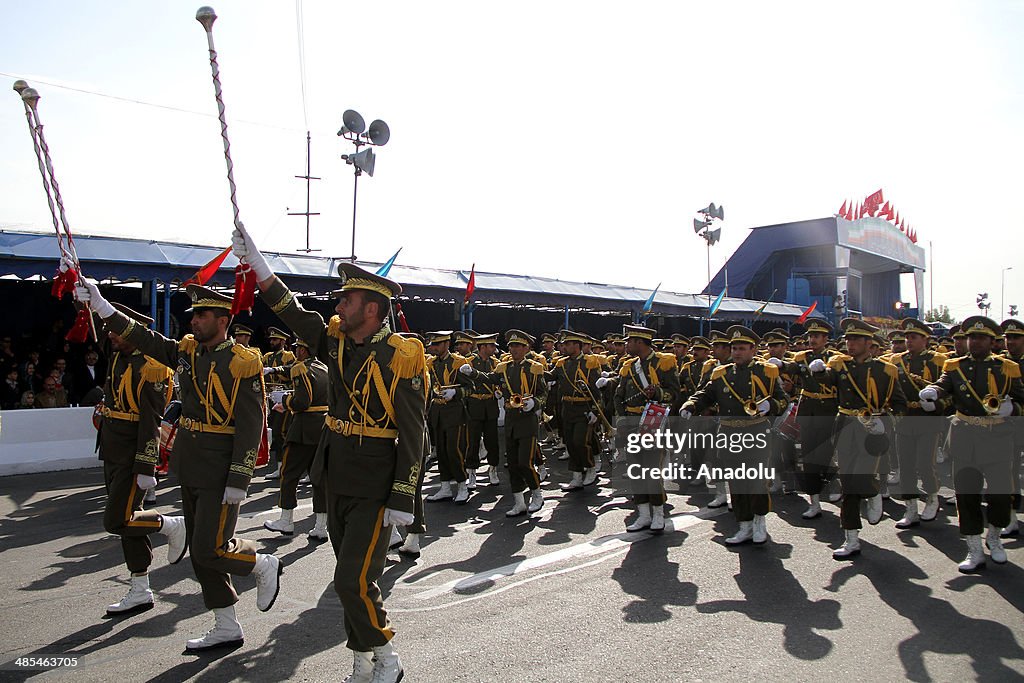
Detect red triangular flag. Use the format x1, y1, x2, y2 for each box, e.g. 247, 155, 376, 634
184, 246, 232, 286
66, 308, 93, 343
51, 266, 79, 299
464, 264, 476, 305
838, 199, 848, 217
899, 217, 906, 231
885, 203, 895, 221
395, 302, 411, 333
796, 300, 818, 324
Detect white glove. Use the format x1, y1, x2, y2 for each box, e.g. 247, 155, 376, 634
442, 388, 457, 401
521, 397, 536, 412
73, 280, 115, 318
601, 371, 615, 378
494, 390, 503, 400
679, 408, 692, 419
59, 254, 75, 273
269, 389, 287, 404
136, 474, 157, 490
919, 399, 937, 412
767, 357, 783, 367
757, 399, 771, 416
262, 367, 275, 376
808, 359, 827, 373
866, 418, 885, 435
918, 387, 938, 402
222, 486, 246, 505
998, 397, 1014, 417
595, 377, 609, 389
586, 412, 598, 425
382, 507, 414, 527
231, 222, 272, 280
458, 363, 474, 376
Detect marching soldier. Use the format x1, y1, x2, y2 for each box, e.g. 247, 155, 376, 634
808, 319, 907, 559
921, 316, 1024, 573
678, 337, 721, 499
453, 330, 476, 358
263, 339, 330, 540
763, 329, 798, 494
604, 325, 679, 533
92, 302, 186, 617
889, 318, 950, 529
424, 331, 473, 503
681, 326, 789, 545
550, 331, 604, 490
464, 333, 502, 487
263, 326, 296, 479
461, 330, 548, 516
889, 330, 907, 356
75, 282, 282, 652
1001, 319, 1024, 537
235, 225, 424, 682
231, 323, 254, 348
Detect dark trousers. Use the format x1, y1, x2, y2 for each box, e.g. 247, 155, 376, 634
408, 446, 427, 534
835, 419, 881, 530
720, 426, 772, 522
798, 406, 837, 496
951, 424, 1014, 535
507, 417, 541, 493
269, 409, 287, 465
770, 432, 798, 490
435, 422, 468, 482
328, 495, 394, 652
181, 486, 258, 609
279, 442, 326, 512
895, 425, 942, 500
632, 447, 667, 506
466, 399, 500, 468
103, 461, 163, 574
563, 416, 595, 473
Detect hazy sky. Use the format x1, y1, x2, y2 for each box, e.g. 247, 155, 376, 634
2, 1, 1022, 322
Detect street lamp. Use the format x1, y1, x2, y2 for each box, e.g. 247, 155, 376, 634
1002, 266, 1013, 319
694, 202, 725, 316
337, 109, 390, 262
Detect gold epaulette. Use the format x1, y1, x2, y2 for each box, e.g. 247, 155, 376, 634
619, 357, 637, 377
585, 354, 603, 370
494, 361, 508, 374
290, 361, 309, 379
711, 364, 728, 380
760, 360, 780, 378
703, 358, 718, 370
178, 335, 198, 353
1003, 356, 1022, 379
230, 344, 264, 378
327, 315, 343, 339
880, 360, 898, 379
141, 357, 173, 383
528, 359, 546, 375
554, 357, 567, 368
656, 352, 677, 372
942, 357, 961, 372
387, 334, 426, 379
792, 350, 808, 363
827, 354, 853, 370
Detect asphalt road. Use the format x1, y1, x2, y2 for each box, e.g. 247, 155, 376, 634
1, 451, 1022, 682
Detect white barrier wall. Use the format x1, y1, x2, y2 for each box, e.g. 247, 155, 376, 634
0, 407, 100, 476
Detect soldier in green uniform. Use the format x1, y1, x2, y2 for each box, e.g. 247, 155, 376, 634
604, 325, 679, 533
230, 323, 253, 348
763, 329, 798, 494
681, 326, 789, 545
889, 330, 907, 356
921, 316, 1024, 573
424, 331, 473, 504
263, 338, 330, 540
678, 337, 721, 498
94, 302, 186, 617
234, 226, 424, 682
790, 319, 840, 519
888, 318, 950, 529
464, 333, 502, 487
262, 326, 296, 479
461, 330, 548, 516
808, 319, 907, 559
75, 282, 282, 651
1001, 319, 1024, 538
550, 331, 604, 490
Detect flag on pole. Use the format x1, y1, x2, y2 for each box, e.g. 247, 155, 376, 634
641, 283, 661, 317
184, 246, 232, 286
838, 199, 848, 217
375, 248, 402, 277
464, 264, 476, 304
395, 302, 411, 332
708, 288, 727, 317
755, 288, 778, 317
796, 300, 818, 324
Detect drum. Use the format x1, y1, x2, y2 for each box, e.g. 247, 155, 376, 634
775, 401, 800, 441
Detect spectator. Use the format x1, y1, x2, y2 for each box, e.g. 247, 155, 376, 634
20, 361, 42, 394
50, 358, 73, 399
2, 365, 22, 409
19, 349, 41, 381
0, 336, 15, 366
18, 390, 36, 409
71, 348, 105, 403
36, 376, 69, 409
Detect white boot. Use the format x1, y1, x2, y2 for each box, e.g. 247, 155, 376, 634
708, 482, 728, 508
106, 573, 154, 615
802, 494, 822, 520
425, 481, 453, 501
528, 489, 544, 513
398, 532, 421, 560
506, 492, 528, 517
562, 471, 584, 491
725, 521, 754, 545
626, 504, 652, 532
264, 464, 281, 479
895, 499, 920, 529
144, 487, 157, 503
263, 508, 295, 535
454, 481, 470, 504
650, 505, 666, 533
538, 464, 548, 482
986, 525, 1008, 564
308, 513, 329, 540
887, 469, 900, 485
161, 515, 187, 564
371, 640, 403, 682
832, 529, 861, 560
253, 553, 282, 612
958, 535, 986, 573
1002, 511, 1020, 538
389, 525, 403, 550
298, 473, 311, 484
921, 494, 940, 521
752, 514, 768, 544
185, 605, 244, 651
488, 466, 500, 485
466, 470, 478, 490
343, 649, 375, 683
582, 467, 598, 486
865, 494, 883, 525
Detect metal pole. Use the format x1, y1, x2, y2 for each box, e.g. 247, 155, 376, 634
564, 304, 569, 330
150, 278, 158, 330
928, 240, 933, 316
350, 170, 359, 263
163, 282, 172, 337
305, 132, 312, 252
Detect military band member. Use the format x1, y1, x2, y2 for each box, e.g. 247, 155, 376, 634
461, 330, 548, 516
888, 319, 949, 529
763, 329, 798, 494
889, 330, 907, 356
75, 282, 282, 651
236, 225, 424, 682
464, 333, 502, 487
604, 325, 679, 533
263, 326, 296, 479
550, 331, 604, 490
453, 329, 476, 358
808, 319, 907, 559
681, 326, 789, 545
951, 325, 968, 357
263, 339, 330, 539
424, 331, 473, 503
1001, 319, 1024, 538
678, 337, 721, 498
920, 316, 1024, 573
231, 323, 254, 348
92, 303, 185, 616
